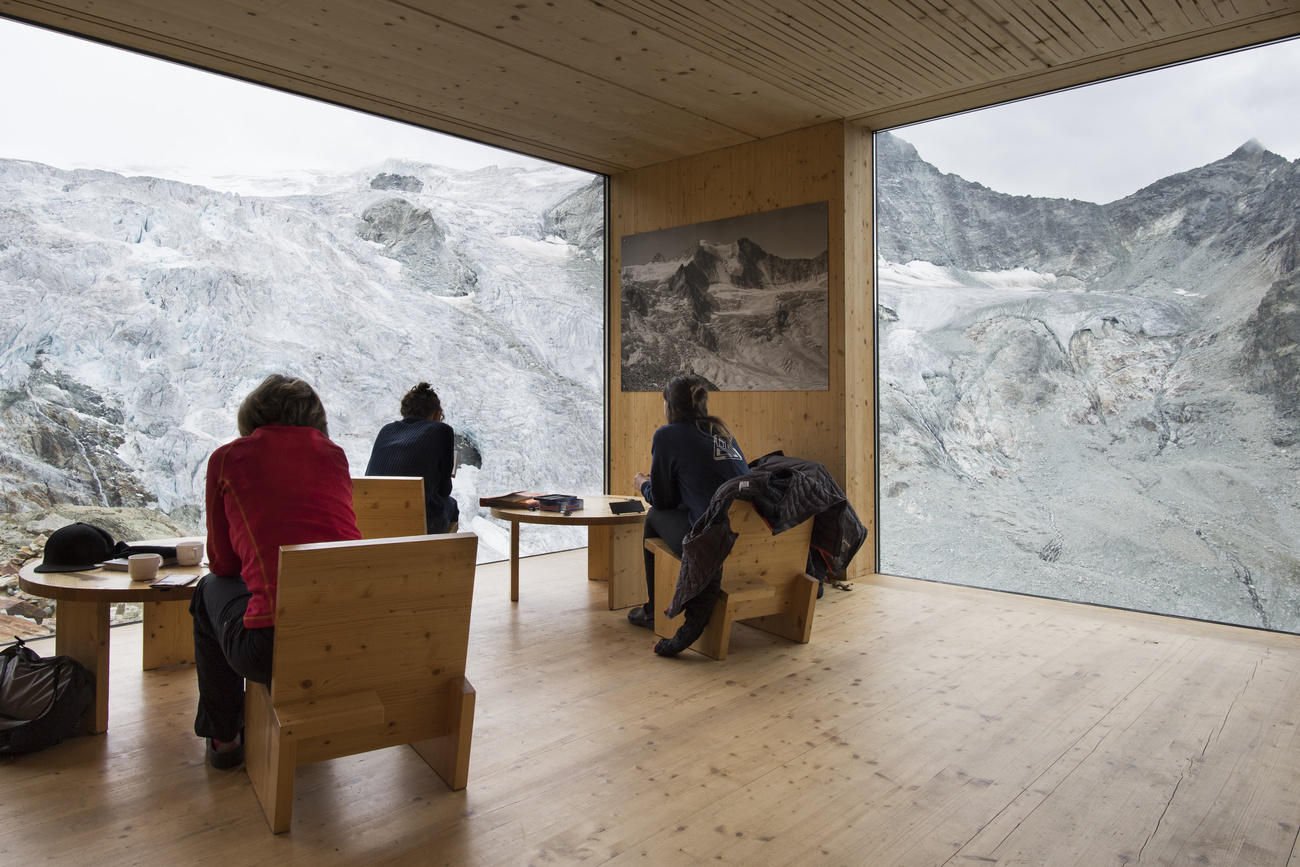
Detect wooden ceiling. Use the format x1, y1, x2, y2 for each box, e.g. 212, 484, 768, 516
2, 0, 1297, 174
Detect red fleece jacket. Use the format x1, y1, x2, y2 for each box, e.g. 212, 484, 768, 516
205, 425, 361, 628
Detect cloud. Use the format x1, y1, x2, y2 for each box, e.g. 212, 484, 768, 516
0, 17, 547, 186
892, 37, 1300, 203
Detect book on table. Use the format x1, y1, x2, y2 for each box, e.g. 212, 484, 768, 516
479, 492, 584, 512
534, 494, 583, 513
479, 491, 545, 509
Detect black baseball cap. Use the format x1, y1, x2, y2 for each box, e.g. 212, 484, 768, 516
34, 523, 117, 573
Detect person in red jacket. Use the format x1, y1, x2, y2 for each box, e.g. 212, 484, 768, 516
190, 374, 361, 769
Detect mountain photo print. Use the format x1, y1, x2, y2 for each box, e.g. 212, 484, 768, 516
619, 201, 830, 392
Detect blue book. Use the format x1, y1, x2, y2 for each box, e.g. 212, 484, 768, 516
535, 495, 583, 512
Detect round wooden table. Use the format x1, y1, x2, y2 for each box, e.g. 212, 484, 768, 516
19, 536, 204, 733
489, 495, 647, 609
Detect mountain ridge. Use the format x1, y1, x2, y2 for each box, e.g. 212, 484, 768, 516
877, 132, 1298, 289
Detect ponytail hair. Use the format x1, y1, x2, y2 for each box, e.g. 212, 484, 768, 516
663, 374, 732, 440
400, 382, 444, 421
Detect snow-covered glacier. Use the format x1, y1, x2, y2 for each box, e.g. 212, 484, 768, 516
0, 158, 605, 563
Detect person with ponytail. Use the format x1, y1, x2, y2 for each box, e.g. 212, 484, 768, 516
365, 382, 460, 534
628, 374, 749, 638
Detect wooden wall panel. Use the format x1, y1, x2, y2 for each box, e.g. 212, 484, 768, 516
843, 124, 876, 575
608, 120, 876, 576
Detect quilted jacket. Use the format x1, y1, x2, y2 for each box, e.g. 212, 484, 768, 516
664, 452, 868, 618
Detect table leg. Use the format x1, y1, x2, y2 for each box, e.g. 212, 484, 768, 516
590, 524, 644, 610
54, 600, 110, 733
509, 519, 520, 602
142, 599, 194, 669
587, 526, 610, 581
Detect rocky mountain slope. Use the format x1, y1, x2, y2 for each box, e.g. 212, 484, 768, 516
877, 132, 1299, 632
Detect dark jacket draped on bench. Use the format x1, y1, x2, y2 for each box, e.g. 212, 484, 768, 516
665, 452, 868, 618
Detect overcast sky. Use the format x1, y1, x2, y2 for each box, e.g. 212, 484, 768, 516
893, 36, 1300, 204
0, 17, 546, 186
0, 17, 1295, 203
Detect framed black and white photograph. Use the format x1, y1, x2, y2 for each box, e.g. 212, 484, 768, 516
620, 201, 830, 392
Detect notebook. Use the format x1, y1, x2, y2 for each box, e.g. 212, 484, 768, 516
151, 572, 201, 588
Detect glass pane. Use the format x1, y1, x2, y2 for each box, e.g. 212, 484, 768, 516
0, 20, 605, 636
876, 39, 1300, 633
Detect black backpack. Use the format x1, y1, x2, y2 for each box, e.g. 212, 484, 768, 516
0, 638, 94, 754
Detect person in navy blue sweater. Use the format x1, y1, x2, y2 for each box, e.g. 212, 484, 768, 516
628, 374, 749, 642
365, 382, 460, 533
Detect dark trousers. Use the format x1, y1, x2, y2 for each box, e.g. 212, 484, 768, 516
190, 573, 274, 742
426, 495, 459, 534
642, 507, 723, 647
642, 506, 692, 612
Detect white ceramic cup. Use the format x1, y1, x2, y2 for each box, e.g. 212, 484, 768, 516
175, 540, 204, 567
128, 552, 163, 582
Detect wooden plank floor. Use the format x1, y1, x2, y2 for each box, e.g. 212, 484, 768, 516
2, 552, 1298, 866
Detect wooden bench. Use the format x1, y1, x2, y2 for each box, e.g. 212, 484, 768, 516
244, 532, 478, 833
351, 476, 427, 538
645, 500, 818, 660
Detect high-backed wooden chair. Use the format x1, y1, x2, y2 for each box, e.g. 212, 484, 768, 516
351, 476, 426, 538
645, 501, 817, 660
244, 532, 478, 833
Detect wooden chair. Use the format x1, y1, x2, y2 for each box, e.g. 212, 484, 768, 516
244, 532, 479, 833
352, 476, 426, 538
645, 501, 817, 660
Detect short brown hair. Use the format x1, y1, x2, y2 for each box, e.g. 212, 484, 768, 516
236, 374, 329, 437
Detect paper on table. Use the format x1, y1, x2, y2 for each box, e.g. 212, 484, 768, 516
151, 572, 201, 588
102, 556, 178, 571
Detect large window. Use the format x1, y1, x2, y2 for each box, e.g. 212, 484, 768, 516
0, 17, 605, 629
876, 39, 1300, 632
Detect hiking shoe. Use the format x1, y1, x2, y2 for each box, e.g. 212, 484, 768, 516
654, 637, 685, 657
626, 605, 653, 630
206, 736, 244, 770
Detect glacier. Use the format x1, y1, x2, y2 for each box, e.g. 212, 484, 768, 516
0, 158, 605, 565
877, 133, 1300, 633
